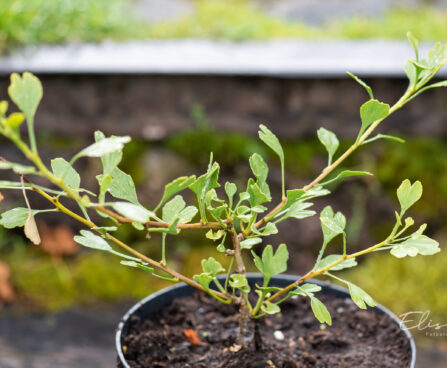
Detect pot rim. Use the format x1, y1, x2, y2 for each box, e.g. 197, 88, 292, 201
116, 272, 416, 368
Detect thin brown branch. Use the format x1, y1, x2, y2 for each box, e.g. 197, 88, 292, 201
27, 182, 231, 302
265, 238, 390, 303
231, 228, 246, 274
93, 205, 229, 230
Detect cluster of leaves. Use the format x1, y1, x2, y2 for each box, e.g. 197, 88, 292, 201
0, 33, 445, 327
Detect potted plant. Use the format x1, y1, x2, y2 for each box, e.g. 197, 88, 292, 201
0, 34, 445, 367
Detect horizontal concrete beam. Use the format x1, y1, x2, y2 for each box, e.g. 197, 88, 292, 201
1, 40, 445, 78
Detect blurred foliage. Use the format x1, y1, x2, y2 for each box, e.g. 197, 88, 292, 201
149, 1, 447, 41
332, 7, 447, 40
166, 105, 267, 167
1, 0, 447, 54
0, 0, 146, 54
0, 227, 164, 311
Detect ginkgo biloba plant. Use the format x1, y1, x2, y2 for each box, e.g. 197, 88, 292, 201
0, 34, 445, 349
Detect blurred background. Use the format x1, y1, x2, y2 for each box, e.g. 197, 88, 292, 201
0, 0, 446, 367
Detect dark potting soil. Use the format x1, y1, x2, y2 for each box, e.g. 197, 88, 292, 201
121, 292, 411, 368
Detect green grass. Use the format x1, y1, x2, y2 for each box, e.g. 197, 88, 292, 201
146, 1, 447, 41
1, 0, 446, 54
5, 249, 164, 311
0, 0, 146, 54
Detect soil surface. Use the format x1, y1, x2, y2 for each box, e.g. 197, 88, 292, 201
121, 292, 412, 368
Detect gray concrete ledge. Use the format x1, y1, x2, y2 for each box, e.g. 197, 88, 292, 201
0, 40, 445, 78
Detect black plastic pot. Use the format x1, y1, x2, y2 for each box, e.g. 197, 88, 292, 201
116, 273, 416, 367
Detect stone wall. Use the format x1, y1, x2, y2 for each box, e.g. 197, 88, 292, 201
1, 74, 446, 142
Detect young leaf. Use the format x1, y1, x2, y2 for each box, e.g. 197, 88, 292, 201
189, 161, 220, 223
108, 167, 139, 205
406, 32, 419, 60
424, 42, 447, 69
216, 232, 227, 253
112, 202, 155, 223
162, 195, 186, 222
225, 182, 237, 208
261, 301, 281, 315
317, 127, 339, 166
74, 230, 112, 251
0, 208, 44, 229
300, 186, 331, 201
347, 283, 376, 310
72, 136, 131, 162
258, 125, 284, 164
250, 205, 268, 214
320, 206, 346, 246
310, 296, 332, 325
208, 205, 228, 226
132, 222, 145, 230
95, 131, 123, 175
252, 244, 289, 282
280, 201, 316, 221
358, 100, 390, 140
291, 283, 322, 296
0, 100, 8, 116
206, 229, 225, 241
404, 60, 418, 89
178, 206, 198, 223
397, 179, 423, 215
247, 179, 270, 206
201, 257, 225, 277
121, 260, 154, 274
249, 153, 269, 183
97, 174, 113, 203
316, 254, 357, 271
347, 72, 374, 99
258, 124, 285, 196
281, 187, 330, 214
51, 158, 81, 190
410, 223, 427, 239
362, 134, 405, 145
320, 170, 373, 186
155, 176, 196, 211
240, 237, 262, 250
121, 261, 178, 282
254, 222, 278, 236
8, 72, 42, 138
229, 274, 250, 292
391, 235, 440, 258
193, 273, 213, 290
256, 285, 282, 294
3, 112, 25, 130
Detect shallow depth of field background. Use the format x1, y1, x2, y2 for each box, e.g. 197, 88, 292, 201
0, 0, 446, 366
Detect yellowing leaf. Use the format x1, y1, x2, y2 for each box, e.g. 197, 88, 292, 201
24, 212, 40, 245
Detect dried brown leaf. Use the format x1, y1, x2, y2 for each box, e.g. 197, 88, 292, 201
24, 212, 40, 245
184, 329, 206, 346
0, 261, 15, 303
38, 222, 79, 256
